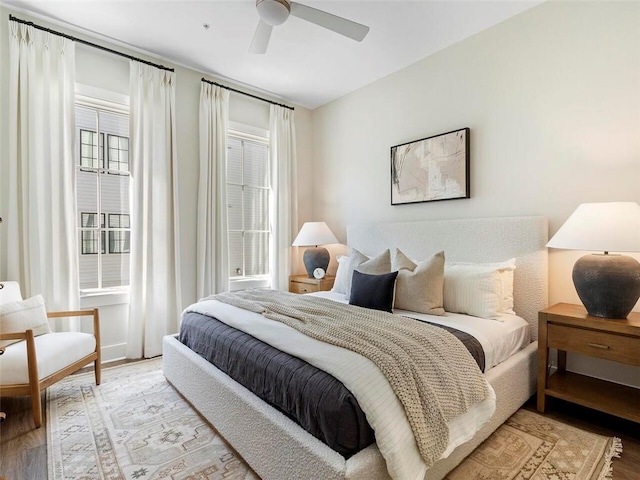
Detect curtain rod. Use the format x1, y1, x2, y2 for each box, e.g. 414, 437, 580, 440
9, 14, 174, 72
201, 78, 294, 111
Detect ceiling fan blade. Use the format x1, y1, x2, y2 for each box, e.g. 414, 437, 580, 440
249, 20, 273, 54
290, 2, 369, 42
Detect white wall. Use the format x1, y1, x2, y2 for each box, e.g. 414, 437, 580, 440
0, 6, 314, 362
311, 1, 640, 386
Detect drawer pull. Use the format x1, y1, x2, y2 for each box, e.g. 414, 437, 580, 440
587, 342, 610, 350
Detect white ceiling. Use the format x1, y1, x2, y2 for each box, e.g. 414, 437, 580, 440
2, 0, 542, 110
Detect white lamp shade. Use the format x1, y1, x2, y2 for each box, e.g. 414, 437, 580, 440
292, 222, 338, 247
547, 202, 640, 253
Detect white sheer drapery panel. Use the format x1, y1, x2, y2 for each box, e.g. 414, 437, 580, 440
197, 83, 230, 298
269, 106, 298, 291
127, 62, 181, 358
6, 23, 80, 315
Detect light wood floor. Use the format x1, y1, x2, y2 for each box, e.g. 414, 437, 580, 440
1, 368, 639, 479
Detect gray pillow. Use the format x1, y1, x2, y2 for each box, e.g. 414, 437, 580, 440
392, 248, 445, 316
345, 249, 391, 301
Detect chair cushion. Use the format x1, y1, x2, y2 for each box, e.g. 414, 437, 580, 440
0, 295, 52, 348
0, 332, 96, 384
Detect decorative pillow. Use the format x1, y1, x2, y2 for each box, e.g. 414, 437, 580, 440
0, 281, 23, 304
448, 259, 516, 314
392, 249, 445, 316
443, 259, 516, 319
349, 270, 399, 313
345, 249, 391, 300
331, 255, 350, 294
0, 294, 51, 348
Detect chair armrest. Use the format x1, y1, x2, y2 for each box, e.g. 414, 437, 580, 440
47, 308, 100, 335
47, 308, 101, 365
0, 331, 29, 342
0, 329, 39, 385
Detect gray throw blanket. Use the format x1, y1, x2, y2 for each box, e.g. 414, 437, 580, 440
208, 289, 491, 466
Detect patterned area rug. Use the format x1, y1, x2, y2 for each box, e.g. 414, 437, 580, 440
47, 358, 258, 480
446, 410, 622, 480
47, 359, 622, 480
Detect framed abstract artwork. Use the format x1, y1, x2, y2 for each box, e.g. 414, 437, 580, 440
391, 127, 470, 205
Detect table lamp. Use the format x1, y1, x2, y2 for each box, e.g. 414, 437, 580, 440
546, 202, 640, 319
292, 222, 338, 278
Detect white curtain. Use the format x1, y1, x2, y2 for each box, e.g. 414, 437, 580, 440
197, 83, 230, 298
269, 105, 298, 291
6, 22, 79, 312
127, 62, 181, 358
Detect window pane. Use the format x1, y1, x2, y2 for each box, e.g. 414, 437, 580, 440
227, 137, 242, 184
100, 109, 128, 173
244, 187, 269, 231
82, 213, 97, 227
245, 232, 269, 276
108, 231, 130, 253
101, 174, 130, 219
227, 185, 243, 231
77, 171, 98, 222
228, 231, 243, 277
243, 141, 269, 187
102, 248, 129, 288
79, 231, 99, 289
81, 230, 100, 254
108, 213, 129, 228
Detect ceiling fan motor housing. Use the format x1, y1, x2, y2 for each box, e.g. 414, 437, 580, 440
256, 0, 291, 26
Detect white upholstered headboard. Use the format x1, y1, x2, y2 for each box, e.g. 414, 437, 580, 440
347, 216, 548, 341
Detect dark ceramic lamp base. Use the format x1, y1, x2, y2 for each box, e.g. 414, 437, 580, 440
302, 247, 330, 278
573, 253, 640, 319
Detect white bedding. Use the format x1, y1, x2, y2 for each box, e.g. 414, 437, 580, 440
185, 297, 496, 480
312, 291, 530, 371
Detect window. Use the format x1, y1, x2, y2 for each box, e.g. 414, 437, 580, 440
80, 130, 104, 168
108, 214, 130, 254
107, 134, 129, 172
76, 99, 130, 290
80, 213, 105, 254
226, 128, 270, 285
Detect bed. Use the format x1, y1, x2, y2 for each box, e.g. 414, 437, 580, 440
163, 216, 548, 480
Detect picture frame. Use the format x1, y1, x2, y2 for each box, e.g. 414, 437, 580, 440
390, 127, 470, 205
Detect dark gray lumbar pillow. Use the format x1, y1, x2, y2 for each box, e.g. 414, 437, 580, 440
349, 270, 399, 313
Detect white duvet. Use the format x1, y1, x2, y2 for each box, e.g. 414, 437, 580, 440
186, 297, 496, 480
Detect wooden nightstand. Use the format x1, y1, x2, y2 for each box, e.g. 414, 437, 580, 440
537, 303, 640, 423
289, 274, 335, 294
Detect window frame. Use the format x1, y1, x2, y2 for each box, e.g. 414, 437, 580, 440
75, 85, 131, 295
227, 122, 271, 291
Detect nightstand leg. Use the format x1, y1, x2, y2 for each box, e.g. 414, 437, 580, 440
557, 350, 567, 372
537, 313, 549, 413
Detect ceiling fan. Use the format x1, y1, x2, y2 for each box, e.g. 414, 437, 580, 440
250, 0, 370, 54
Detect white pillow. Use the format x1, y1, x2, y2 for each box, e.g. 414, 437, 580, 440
345, 249, 391, 300
331, 255, 350, 294
0, 294, 51, 348
443, 259, 516, 319
392, 249, 445, 316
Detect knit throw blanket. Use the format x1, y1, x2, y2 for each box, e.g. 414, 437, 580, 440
209, 289, 491, 466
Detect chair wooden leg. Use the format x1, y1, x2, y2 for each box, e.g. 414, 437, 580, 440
25, 329, 42, 428
31, 385, 42, 428
94, 358, 101, 385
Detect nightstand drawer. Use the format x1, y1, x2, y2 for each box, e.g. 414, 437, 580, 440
289, 282, 318, 294
548, 323, 640, 366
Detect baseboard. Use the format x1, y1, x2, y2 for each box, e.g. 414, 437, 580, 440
100, 342, 127, 363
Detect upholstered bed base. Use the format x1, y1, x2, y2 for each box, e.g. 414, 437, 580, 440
163, 334, 537, 480
163, 215, 547, 479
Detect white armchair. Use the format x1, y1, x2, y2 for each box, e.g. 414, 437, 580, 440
0, 281, 101, 428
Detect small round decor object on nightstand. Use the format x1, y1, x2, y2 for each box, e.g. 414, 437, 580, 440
313, 267, 326, 279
